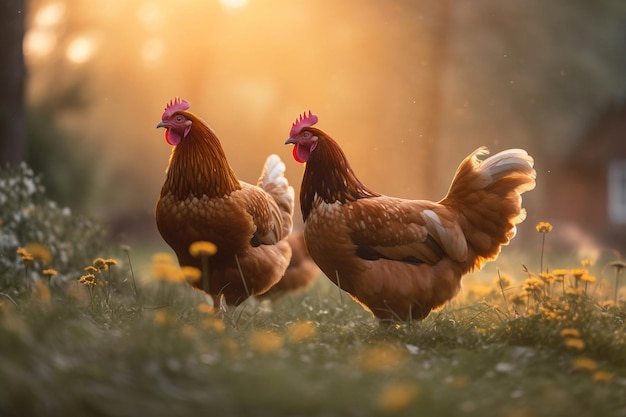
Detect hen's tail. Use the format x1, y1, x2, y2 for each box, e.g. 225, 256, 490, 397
441, 147, 536, 270
258, 154, 295, 239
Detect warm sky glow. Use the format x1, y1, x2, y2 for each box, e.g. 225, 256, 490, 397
65, 35, 97, 64
34, 3, 65, 27
219, 0, 248, 10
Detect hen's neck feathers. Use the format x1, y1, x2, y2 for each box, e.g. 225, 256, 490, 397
162, 112, 241, 199
300, 128, 380, 221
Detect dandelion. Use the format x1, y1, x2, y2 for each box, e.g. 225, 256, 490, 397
189, 241, 217, 292
42, 268, 57, 276
580, 259, 593, 268
572, 356, 597, 372
559, 328, 581, 338
26, 243, 52, 264
570, 268, 587, 288
564, 338, 585, 351
180, 266, 202, 283
189, 241, 217, 257
592, 371, 613, 382
355, 344, 406, 373
523, 277, 544, 304
249, 330, 284, 353
84, 265, 98, 272
536, 222, 553, 233
536, 221, 552, 273
20, 253, 34, 265
154, 310, 175, 326
580, 273, 596, 294
377, 381, 420, 414
92, 258, 107, 270
78, 273, 97, 286
201, 317, 225, 332
104, 258, 118, 267
286, 320, 317, 342
197, 303, 216, 315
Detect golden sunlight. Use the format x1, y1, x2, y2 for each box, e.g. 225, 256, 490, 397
66, 35, 98, 64
219, 0, 248, 10
34, 3, 65, 28
23, 30, 56, 58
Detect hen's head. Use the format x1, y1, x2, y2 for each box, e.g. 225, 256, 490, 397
156, 97, 192, 146
285, 111, 319, 163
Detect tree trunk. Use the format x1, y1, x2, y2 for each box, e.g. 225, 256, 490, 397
0, 0, 26, 164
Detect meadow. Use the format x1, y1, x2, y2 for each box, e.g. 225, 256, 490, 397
1, 164, 625, 417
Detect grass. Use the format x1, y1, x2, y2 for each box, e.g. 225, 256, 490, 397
1, 165, 625, 417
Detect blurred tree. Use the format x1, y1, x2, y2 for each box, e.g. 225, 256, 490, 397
0, 0, 26, 164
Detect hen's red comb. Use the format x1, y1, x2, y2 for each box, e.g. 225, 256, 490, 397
162, 97, 190, 120
290, 110, 318, 137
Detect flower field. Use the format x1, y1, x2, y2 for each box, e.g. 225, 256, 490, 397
1, 164, 625, 417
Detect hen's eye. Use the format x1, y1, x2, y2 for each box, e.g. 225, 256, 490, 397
176, 115, 184, 122
302, 132, 311, 138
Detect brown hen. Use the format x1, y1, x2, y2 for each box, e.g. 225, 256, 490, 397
155, 98, 294, 309
285, 111, 536, 323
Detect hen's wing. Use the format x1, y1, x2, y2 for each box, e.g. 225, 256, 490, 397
344, 197, 468, 265
238, 155, 294, 247
237, 183, 286, 246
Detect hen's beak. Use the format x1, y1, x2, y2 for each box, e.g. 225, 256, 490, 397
285, 137, 297, 145
156, 120, 168, 129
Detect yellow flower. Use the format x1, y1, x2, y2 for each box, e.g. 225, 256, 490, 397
197, 303, 216, 315
523, 277, 544, 295
580, 259, 593, 268
78, 273, 97, 286
377, 381, 420, 414
84, 265, 98, 272
16, 248, 30, 257
154, 310, 175, 326
564, 338, 585, 351
355, 343, 406, 373
539, 272, 553, 285
592, 371, 613, 382
551, 269, 568, 281
570, 268, 588, 280
93, 258, 107, 270
580, 274, 596, 283
20, 253, 34, 265
189, 241, 217, 257
559, 328, 581, 338
104, 258, 118, 267
249, 330, 284, 354
572, 357, 597, 372
180, 266, 202, 283
201, 317, 225, 332
152, 262, 182, 283
26, 243, 52, 264
286, 321, 317, 342
535, 222, 553, 233
495, 274, 511, 289
151, 252, 175, 263
42, 268, 58, 277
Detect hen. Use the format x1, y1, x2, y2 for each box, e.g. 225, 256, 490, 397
155, 98, 294, 309
285, 111, 536, 323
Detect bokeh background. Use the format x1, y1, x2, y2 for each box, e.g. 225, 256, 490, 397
2, 0, 626, 256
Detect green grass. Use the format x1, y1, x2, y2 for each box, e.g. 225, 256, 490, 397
1, 164, 625, 417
